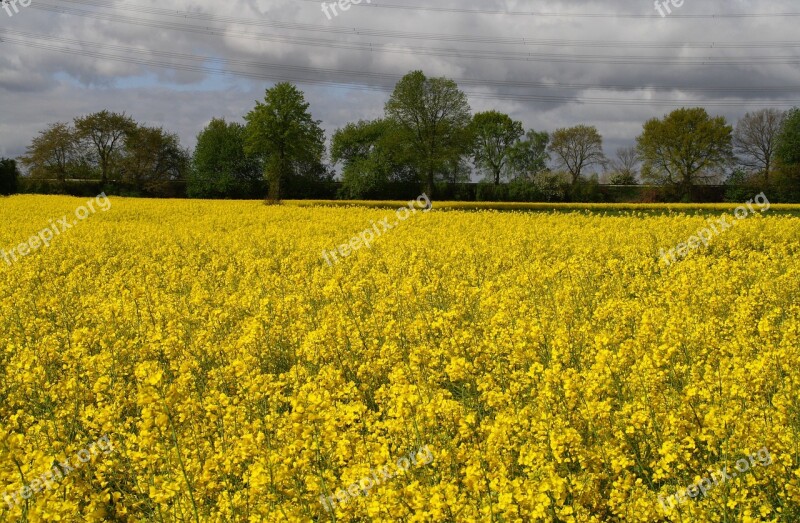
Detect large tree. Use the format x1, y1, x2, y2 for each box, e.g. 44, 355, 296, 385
121, 125, 190, 194
548, 125, 606, 185
244, 83, 325, 202
774, 107, 800, 199
509, 129, 550, 180
19, 122, 86, 183
637, 108, 733, 197
385, 71, 472, 197
74, 110, 136, 185
331, 118, 416, 199
734, 108, 785, 184
190, 118, 261, 198
608, 146, 640, 185
468, 111, 524, 185
0, 158, 19, 195
776, 107, 800, 168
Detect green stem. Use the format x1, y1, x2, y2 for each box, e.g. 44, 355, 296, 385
165, 404, 201, 523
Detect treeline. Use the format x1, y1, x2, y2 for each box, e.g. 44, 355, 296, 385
10, 111, 188, 197
4, 71, 800, 202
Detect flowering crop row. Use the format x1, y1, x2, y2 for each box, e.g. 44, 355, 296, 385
0, 195, 798, 521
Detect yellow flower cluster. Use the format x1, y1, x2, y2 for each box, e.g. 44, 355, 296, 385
0, 195, 798, 522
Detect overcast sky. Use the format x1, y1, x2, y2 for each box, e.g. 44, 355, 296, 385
1, 0, 799, 170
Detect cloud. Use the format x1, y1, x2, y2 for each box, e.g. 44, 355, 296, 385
2, 0, 799, 160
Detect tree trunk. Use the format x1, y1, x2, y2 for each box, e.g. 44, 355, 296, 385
682, 176, 693, 202
426, 166, 435, 199
265, 159, 282, 204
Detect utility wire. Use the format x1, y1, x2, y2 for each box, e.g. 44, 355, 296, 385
29, 2, 800, 66
45, 0, 800, 49
3, 28, 799, 94
3, 30, 800, 107
292, 0, 800, 18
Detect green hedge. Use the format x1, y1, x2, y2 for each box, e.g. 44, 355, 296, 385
14, 178, 800, 203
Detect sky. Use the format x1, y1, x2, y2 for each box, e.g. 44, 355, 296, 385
1, 0, 799, 172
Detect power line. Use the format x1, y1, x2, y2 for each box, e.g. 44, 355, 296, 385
3, 30, 799, 107
30, 2, 800, 66
3, 28, 799, 94
46, 0, 800, 49
292, 0, 800, 18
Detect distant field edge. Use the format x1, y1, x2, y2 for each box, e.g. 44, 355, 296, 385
286, 200, 800, 213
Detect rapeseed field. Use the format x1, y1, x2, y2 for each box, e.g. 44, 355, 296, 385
1, 195, 798, 522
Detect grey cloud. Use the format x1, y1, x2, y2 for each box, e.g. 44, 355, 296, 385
1, 0, 798, 161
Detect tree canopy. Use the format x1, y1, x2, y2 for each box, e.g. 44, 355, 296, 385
331, 118, 416, 199
548, 125, 606, 185
0, 158, 19, 195
244, 82, 325, 202
509, 129, 550, 181
122, 126, 189, 194
14, 73, 800, 203
608, 147, 640, 185
190, 118, 261, 199
733, 108, 785, 184
385, 71, 471, 197
776, 107, 800, 168
637, 108, 733, 197
74, 110, 136, 185
468, 111, 524, 185
19, 122, 86, 183
19, 112, 188, 194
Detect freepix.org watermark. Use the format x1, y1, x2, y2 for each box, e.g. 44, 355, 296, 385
659, 192, 770, 266
2, 0, 32, 18
1, 193, 111, 266
658, 447, 773, 512
320, 445, 433, 512
654, 0, 685, 17
321, 194, 431, 267
321, 0, 371, 20
3, 434, 114, 509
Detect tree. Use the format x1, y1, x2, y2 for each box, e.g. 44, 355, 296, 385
244, 83, 325, 202
509, 129, 550, 180
548, 125, 606, 185
74, 110, 136, 185
637, 108, 733, 198
774, 107, 800, 200
385, 71, 472, 197
18, 122, 86, 183
283, 157, 335, 199
442, 155, 472, 186
0, 158, 19, 195
190, 118, 261, 198
468, 111, 524, 185
121, 125, 190, 194
776, 107, 800, 167
331, 119, 416, 198
608, 146, 640, 185
734, 109, 785, 184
